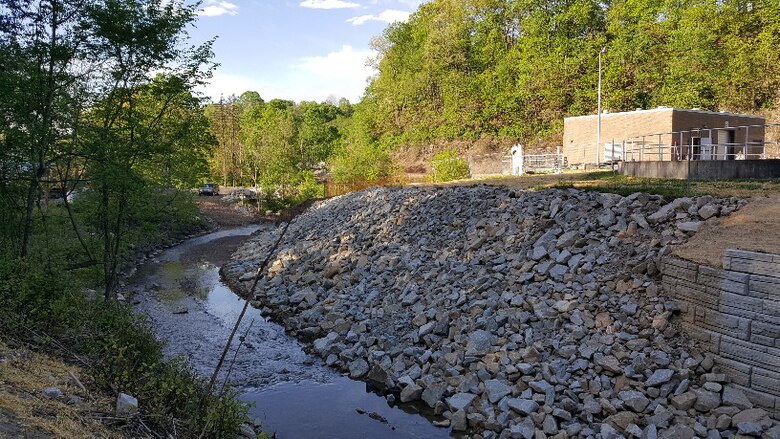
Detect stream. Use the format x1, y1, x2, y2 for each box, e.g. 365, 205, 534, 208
130, 226, 452, 439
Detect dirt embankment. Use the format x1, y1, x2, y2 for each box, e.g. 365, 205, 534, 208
673, 196, 780, 267
196, 196, 264, 228
196, 195, 320, 229
0, 341, 126, 439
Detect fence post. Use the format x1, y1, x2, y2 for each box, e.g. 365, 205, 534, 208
611, 140, 615, 172
622, 140, 626, 163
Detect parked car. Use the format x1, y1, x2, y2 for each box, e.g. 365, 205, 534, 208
198, 182, 219, 196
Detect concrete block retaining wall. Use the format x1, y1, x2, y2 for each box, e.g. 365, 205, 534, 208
620, 159, 780, 179
662, 249, 780, 416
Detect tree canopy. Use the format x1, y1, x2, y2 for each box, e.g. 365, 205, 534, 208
355, 0, 780, 153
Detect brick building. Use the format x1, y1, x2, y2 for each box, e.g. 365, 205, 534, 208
563, 107, 766, 165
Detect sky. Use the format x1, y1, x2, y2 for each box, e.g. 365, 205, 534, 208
188, 0, 425, 103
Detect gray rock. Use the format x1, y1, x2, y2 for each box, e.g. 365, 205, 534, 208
42, 387, 63, 399
447, 392, 477, 412
484, 379, 512, 404
648, 203, 676, 224
619, 390, 650, 412
451, 409, 468, 431
422, 383, 445, 408
400, 383, 423, 402
240, 424, 256, 438
662, 425, 694, 439
731, 408, 768, 425
607, 411, 639, 432
116, 392, 139, 416
597, 355, 623, 374
507, 398, 539, 415
542, 414, 558, 435
764, 425, 780, 439
671, 391, 697, 410
600, 423, 623, 439
531, 246, 548, 260
698, 204, 720, 220
693, 389, 721, 412
556, 231, 579, 248
366, 365, 389, 389
466, 330, 494, 356
349, 359, 369, 378
313, 332, 339, 353
736, 422, 763, 436
626, 424, 643, 438
646, 369, 674, 386
511, 419, 536, 439
217, 186, 744, 438
677, 221, 703, 233
721, 386, 753, 410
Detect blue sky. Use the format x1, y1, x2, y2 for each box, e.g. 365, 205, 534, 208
189, 0, 424, 103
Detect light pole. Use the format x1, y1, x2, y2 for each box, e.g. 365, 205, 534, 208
596, 46, 607, 165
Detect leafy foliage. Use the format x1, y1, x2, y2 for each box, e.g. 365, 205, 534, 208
356, 0, 780, 155
0, 256, 247, 437
430, 150, 471, 182
204, 97, 351, 205
0, 0, 249, 436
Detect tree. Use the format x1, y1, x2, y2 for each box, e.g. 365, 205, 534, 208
0, 0, 94, 257
241, 99, 298, 190
205, 95, 243, 186
79, 0, 213, 298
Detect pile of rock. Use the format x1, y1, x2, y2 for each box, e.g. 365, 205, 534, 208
223, 186, 778, 438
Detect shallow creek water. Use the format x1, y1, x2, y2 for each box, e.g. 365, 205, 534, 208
131, 226, 452, 438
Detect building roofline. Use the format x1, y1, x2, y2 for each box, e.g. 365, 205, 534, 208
564, 107, 766, 121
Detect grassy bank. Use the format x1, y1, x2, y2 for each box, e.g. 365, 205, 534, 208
0, 189, 252, 438
459, 171, 780, 198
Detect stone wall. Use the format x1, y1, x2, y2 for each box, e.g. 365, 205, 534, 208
662, 249, 780, 417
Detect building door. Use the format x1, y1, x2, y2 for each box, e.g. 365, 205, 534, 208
717, 129, 736, 160
690, 137, 701, 160
700, 138, 712, 160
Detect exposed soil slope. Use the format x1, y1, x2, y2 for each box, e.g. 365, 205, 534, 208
0, 341, 128, 439
673, 196, 780, 267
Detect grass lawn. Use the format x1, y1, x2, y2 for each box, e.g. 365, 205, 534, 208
461, 171, 780, 198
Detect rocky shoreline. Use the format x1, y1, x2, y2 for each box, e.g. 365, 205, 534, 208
222, 186, 779, 438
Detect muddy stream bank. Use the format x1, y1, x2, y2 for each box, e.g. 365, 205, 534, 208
130, 225, 451, 438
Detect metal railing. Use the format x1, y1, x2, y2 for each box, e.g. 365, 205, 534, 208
616, 122, 780, 163
522, 153, 566, 173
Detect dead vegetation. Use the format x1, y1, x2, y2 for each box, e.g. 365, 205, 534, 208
0, 340, 127, 439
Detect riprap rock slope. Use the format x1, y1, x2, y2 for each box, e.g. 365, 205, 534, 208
223, 186, 778, 438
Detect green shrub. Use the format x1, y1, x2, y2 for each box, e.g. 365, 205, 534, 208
295, 171, 324, 202
330, 142, 395, 184
430, 150, 470, 182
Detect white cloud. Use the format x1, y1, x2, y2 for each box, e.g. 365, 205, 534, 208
300, 0, 361, 9
197, 46, 376, 103
198, 0, 238, 17
297, 45, 374, 81
346, 9, 410, 25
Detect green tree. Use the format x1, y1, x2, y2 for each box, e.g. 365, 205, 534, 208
242, 99, 298, 189
205, 95, 243, 186
0, 0, 92, 257
80, 0, 214, 298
